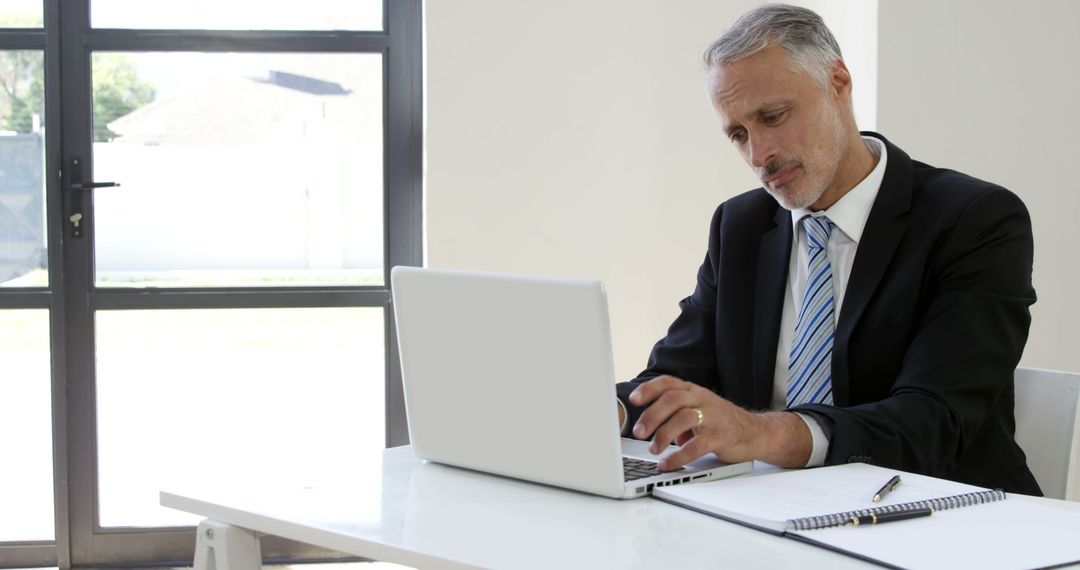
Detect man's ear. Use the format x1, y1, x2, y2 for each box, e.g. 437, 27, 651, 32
829, 59, 852, 100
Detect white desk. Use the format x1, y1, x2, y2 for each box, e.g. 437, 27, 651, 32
161, 446, 1079, 570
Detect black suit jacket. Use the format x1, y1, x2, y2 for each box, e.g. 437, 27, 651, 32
617, 132, 1041, 495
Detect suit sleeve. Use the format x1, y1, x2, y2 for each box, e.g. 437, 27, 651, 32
797, 187, 1035, 478
615, 204, 724, 430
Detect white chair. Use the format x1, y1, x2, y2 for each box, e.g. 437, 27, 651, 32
1013, 367, 1080, 500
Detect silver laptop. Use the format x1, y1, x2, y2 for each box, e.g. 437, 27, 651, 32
390, 266, 751, 499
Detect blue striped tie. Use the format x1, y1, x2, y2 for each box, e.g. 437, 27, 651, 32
787, 216, 836, 408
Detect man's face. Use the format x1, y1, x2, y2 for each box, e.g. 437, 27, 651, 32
707, 45, 853, 211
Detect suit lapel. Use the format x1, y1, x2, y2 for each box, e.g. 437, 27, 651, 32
832, 134, 913, 406
752, 205, 792, 409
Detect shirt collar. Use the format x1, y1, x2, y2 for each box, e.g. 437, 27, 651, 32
789, 136, 888, 243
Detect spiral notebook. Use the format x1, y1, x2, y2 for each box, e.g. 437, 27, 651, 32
653, 462, 1080, 569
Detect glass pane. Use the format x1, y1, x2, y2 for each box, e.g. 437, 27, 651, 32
0, 50, 47, 287
0, 310, 54, 541
92, 0, 382, 31
0, 1, 43, 27
95, 307, 385, 527
91, 52, 384, 288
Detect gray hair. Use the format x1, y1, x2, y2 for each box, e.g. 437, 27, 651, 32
703, 4, 843, 87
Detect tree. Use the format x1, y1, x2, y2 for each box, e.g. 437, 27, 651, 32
92, 54, 156, 142
0, 15, 44, 133
0, 24, 155, 141
0, 52, 43, 134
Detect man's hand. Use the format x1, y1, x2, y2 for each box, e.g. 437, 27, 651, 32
628, 375, 813, 470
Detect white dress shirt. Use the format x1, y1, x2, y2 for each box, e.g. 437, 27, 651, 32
780, 136, 887, 466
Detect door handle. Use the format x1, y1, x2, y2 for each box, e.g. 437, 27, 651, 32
71, 181, 120, 190
67, 157, 119, 238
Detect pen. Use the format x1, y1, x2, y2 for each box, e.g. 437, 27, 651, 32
849, 507, 933, 526
873, 474, 902, 502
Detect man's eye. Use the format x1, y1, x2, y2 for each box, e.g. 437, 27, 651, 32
763, 110, 787, 125
729, 131, 747, 144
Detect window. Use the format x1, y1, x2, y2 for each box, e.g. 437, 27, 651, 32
0, 0, 420, 566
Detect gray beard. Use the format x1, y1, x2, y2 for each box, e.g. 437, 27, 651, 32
766, 184, 826, 211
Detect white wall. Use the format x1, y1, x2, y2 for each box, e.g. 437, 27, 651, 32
877, 0, 1080, 371
426, 0, 877, 379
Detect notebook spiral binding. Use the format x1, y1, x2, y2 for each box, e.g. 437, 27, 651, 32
788, 488, 1007, 531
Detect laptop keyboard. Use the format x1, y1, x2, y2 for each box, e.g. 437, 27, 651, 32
623, 457, 663, 481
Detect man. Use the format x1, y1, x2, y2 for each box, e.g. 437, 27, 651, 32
616, 4, 1040, 495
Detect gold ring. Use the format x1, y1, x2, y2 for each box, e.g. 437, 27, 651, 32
692, 407, 704, 428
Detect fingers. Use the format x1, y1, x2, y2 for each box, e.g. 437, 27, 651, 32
632, 389, 694, 440
649, 407, 704, 454
659, 436, 711, 471
629, 376, 693, 440
628, 375, 687, 407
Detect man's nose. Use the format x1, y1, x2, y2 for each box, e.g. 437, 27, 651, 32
748, 132, 777, 169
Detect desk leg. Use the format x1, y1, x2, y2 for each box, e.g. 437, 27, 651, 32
193, 519, 262, 570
